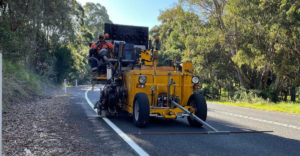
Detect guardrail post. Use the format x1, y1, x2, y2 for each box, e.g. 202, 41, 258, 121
64, 79, 67, 93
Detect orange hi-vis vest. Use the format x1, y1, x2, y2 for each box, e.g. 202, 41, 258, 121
90, 41, 114, 53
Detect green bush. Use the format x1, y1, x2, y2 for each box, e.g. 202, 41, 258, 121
259, 88, 279, 102
201, 84, 220, 100
233, 87, 266, 104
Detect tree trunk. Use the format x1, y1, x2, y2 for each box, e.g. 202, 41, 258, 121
234, 65, 251, 88
212, 0, 226, 31
260, 66, 269, 90
290, 87, 296, 102
230, 81, 235, 99
274, 75, 281, 94
284, 91, 288, 101
219, 87, 222, 100
211, 0, 252, 89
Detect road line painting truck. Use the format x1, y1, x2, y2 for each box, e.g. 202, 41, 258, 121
90, 23, 211, 129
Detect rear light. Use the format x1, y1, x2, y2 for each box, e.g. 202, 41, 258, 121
193, 85, 199, 89
136, 83, 145, 88
157, 95, 168, 107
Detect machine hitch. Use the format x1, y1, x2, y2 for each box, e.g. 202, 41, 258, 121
171, 100, 230, 134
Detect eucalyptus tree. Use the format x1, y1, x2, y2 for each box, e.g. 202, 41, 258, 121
83, 2, 112, 40
152, 0, 299, 101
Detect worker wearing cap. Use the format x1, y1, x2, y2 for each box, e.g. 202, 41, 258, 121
89, 33, 114, 73
90, 33, 114, 54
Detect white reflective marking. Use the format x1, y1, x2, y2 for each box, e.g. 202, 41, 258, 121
214, 110, 300, 130
85, 89, 149, 156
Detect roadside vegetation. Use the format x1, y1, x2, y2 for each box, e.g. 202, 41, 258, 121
207, 88, 300, 114
150, 0, 300, 112
209, 100, 300, 114
207, 87, 300, 114
0, 1, 111, 106
1, 0, 299, 112
3, 60, 42, 106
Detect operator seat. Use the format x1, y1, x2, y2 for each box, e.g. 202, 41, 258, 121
96, 49, 110, 74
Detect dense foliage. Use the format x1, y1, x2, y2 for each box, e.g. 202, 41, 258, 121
151, 0, 300, 102
1, 0, 299, 103
0, 0, 111, 103
0, 0, 111, 82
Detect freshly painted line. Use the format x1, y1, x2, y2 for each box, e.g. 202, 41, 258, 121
84, 89, 149, 156
213, 110, 300, 130
85, 90, 96, 111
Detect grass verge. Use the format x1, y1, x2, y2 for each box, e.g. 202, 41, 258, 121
208, 100, 300, 115
3, 60, 42, 106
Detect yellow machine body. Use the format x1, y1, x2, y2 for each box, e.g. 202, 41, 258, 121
95, 49, 197, 119
123, 66, 195, 119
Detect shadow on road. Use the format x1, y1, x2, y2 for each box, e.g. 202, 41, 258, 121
107, 111, 300, 156
68, 86, 300, 156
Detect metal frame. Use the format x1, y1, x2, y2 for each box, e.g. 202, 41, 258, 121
171, 100, 230, 134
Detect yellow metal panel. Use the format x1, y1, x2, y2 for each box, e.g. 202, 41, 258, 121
96, 74, 107, 80
123, 63, 195, 116
182, 62, 193, 74
140, 50, 153, 66
181, 75, 193, 106
150, 106, 195, 119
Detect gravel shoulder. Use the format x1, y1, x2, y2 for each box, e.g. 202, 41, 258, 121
2, 89, 94, 156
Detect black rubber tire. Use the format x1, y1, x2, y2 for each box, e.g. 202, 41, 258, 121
133, 93, 150, 127
187, 94, 207, 127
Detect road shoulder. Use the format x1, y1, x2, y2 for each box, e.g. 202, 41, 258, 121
2, 90, 94, 155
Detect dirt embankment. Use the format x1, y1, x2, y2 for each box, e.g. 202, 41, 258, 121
2, 89, 94, 156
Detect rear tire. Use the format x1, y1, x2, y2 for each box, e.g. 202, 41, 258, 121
187, 94, 207, 127
133, 93, 150, 127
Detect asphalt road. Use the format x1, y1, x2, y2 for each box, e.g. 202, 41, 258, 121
67, 86, 300, 156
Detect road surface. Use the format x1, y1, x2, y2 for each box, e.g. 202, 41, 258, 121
67, 85, 300, 156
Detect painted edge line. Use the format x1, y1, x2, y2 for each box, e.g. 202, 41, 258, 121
84, 89, 149, 156
213, 110, 300, 130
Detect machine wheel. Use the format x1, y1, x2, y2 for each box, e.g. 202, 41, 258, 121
133, 93, 150, 127
187, 94, 207, 127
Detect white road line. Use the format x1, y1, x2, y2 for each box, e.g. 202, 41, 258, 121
85, 89, 149, 156
213, 110, 300, 130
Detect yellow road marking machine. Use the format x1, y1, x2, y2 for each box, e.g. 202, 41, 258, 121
89, 23, 235, 134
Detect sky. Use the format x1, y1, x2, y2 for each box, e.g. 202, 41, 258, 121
77, 0, 178, 29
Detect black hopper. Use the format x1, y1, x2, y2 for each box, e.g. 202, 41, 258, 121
104, 23, 149, 49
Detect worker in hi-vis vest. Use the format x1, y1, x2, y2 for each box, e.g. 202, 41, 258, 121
89, 32, 114, 75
